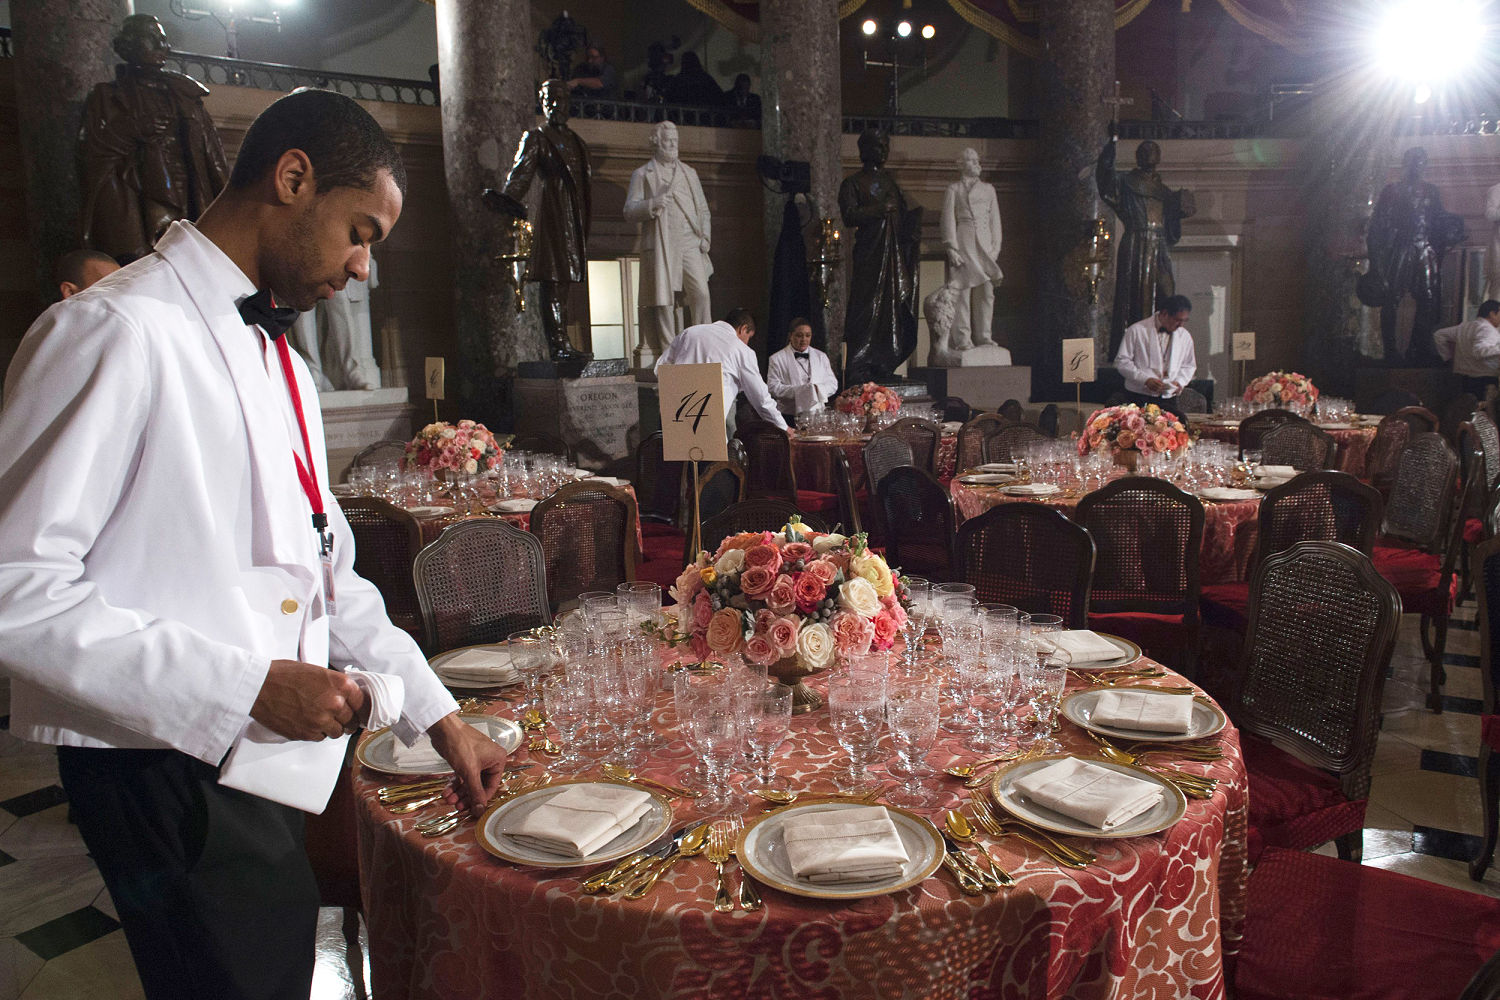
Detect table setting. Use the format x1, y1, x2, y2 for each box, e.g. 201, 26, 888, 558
790, 403, 960, 491
1186, 392, 1378, 477
352, 527, 1247, 999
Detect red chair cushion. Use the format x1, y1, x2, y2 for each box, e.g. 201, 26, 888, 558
1199, 582, 1250, 632
1465, 517, 1486, 545
1086, 611, 1192, 668
1371, 544, 1457, 616
795, 490, 840, 514
1242, 733, 1364, 862
1484, 714, 1500, 754
636, 526, 689, 589
1238, 848, 1500, 1000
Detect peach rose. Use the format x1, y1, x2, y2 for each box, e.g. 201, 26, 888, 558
794, 572, 828, 614
744, 544, 783, 574
829, 611, 875, 657
706, 607, 745, 654
754, 608, 777, 634
739, 565, 777, 599
782, 541, 814, 565
766, 574, 798, 614
1117, 430, 1137, 450
805, 559, 840, 588
692, 591, 715, 630
670, 564, 703, 606
769, 616, 801, 656
744, 634, 777, 666
717, 531, 766, 557
871, 609, 900, 649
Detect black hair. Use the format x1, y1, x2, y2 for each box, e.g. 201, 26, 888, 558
53, 249, 119, 288
228, 88, 407, 197
723, 307, 755, 331
787, 316, 812, 334
1160, 294, 1192, 316
1480, 300, 1500, 320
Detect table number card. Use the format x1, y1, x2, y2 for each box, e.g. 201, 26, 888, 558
1231, 332, 1256, 362
1062, 338, 1096, 383
658, 363, 727, 462
424, 357, 446, 400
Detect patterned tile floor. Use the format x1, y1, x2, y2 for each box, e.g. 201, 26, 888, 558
0, 608, 1495, 997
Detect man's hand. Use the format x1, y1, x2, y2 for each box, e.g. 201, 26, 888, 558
428, 713, 509, 813
1144, 377, 1167, 394
651, 195, 666, 218
250, 660, 365, 741
947, 248, 965, 268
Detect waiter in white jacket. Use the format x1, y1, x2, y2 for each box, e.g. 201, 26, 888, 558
1433, 299, 1500, 396
766, 316, 839, 418
0, 90, 506, 999
656, 307, 787, 434
1114, 294, 1198, 418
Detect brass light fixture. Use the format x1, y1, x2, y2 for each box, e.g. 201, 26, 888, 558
809, 217, 842, 310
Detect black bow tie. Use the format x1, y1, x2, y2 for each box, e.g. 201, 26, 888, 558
1158, 327, 1171, 337
237, 288, 298, 340
794, 352, 810, 360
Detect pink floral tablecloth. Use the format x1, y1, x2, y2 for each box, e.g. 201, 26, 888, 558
355, 662, 1247, 1000
397, 483, 643, 549
949, 480, 1261, 585
790, 432, 959, 493
1193, 423, 1377, 479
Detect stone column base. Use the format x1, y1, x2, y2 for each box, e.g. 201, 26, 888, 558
514, 374, 641, 470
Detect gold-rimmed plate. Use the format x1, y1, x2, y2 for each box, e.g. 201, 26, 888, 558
476, 779, 672, 868
797, 434, 838, 443
1061, 687, 1227, 743
355, 714, 522, 775
959, 473, 1016, 486
989, 754, 1187, 839
429, 643, 520, 690
1060, 632, 1141, 672
734, 800, 944, 901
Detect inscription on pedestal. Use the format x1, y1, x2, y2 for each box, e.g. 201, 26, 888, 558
515, 374, 640, 469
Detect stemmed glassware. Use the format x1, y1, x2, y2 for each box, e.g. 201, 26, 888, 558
939, 619, 983, 733
673, 670, 744, 816
741, 684, 794, 793
828, 669, 887, 790
1022, 619, 1072, 753
541, 671, 588, 774
900, 577, 931, 665
615, 581, 662, 634
969, 634, 1023, 753
885, 675, 940, 807
506, 631, 549, 711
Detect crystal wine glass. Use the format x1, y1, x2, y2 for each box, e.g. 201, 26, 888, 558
742, 684, 794, 792
828, 669, 887, 791
885, 676, 940, 807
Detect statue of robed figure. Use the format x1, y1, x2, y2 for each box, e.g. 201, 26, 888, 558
1097, 125, 1196, 356
839, 129, 922, 384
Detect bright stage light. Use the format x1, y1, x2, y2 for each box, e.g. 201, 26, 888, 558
862, 18, 878, 35
1372, 0, 1485, 82
1414, 83, 1433, 102
921, 24, 936, 39
896, 20, 912, 37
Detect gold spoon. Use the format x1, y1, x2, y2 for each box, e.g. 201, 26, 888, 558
752, 787, 881, 806
622, 823, 710, 898
600, 763, 703, 799
943, 809, 1012, 889
942, 752, 1022, 780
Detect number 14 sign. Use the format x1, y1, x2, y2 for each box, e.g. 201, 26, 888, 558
658, 363, 728, 462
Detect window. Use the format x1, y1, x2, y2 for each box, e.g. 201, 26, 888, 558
586, 258, 640, 361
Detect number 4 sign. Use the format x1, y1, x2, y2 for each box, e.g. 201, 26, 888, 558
657, 363, 728, 462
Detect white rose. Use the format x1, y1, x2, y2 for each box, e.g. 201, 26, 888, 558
464, 459, 479, 474
714, 548, 746, 577
811, 532, 847, 554
795, 622, 835, 671
838, 577, 883, 618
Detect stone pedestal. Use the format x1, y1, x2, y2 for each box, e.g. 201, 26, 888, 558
928, 345, 1014, 368
514, 374, 640, 470
318, 388, 417, 483
922, 366, 1035, 410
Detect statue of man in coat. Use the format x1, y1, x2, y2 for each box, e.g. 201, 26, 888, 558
622, 121, 712, 366
938, 147, 1003, 354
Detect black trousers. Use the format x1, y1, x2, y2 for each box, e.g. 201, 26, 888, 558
1460, 375, 1498, 399
1123, 390, 1186, 420
57, 747, 319, 1000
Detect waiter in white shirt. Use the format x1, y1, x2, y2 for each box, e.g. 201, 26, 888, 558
655, 307, 787, 433
1114, 294, 1197, 418
766, 316, 839, 419
1433, 299, 1500, 397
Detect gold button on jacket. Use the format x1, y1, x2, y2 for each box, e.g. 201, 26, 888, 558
280, 598, 299, 615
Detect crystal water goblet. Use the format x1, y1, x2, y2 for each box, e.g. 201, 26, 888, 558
828, 669, 887, 790
742, 684, 793, 792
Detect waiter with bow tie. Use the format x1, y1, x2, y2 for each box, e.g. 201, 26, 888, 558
766, 317, 839, 419
1114, 294, 1198, 418
0, 89, 507, 1000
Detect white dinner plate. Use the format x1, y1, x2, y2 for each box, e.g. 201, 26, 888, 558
1251, 476, 1294, 491
1060, 688, 1227, 743
797, 434, 838, 443
990, 755, 1187, 839
735, 800, 945, 901
406, 505, 456, 518
1061, 632, 1142, 672
475, 780, 673, 868
959, 473, 1015, 486
1197, 487, 1260, 502
941, 421, 964, 432
356, 714, 522, 775
1314, 422, 1352, 430
978, 462, 1018, 474
1205, 418, 1240, 427
1002, 483, 1061, 498
490, 498, 538, 513
584, 476, 630, 487
429, 644, 521, 689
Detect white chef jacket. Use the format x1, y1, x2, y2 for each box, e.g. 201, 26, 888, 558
0, 221, 456, 765
654, 321, 787, 430
1433, 317, 1500, 378
1115, 317, 1197, 398
766, 344, 838, 415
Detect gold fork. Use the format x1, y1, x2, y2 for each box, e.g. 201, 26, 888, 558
722, 816, 760, 911
706, 822, 735, 912
972, 797, 1095, 867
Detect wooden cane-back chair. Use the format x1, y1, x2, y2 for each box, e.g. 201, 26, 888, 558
338, 497, 425, 645
954, 504, 1095, 627
955, 413, 1008, 472
877, 467, 957, 581
529, 480, 640, 613
735, 420, 799, 502
1176, 387, 1209, 414
888, 416, 943, 476
861, 432, 913, 493
697, 501, 828, 563
1237, 408, 1300, 456
1260, 420, 1336, 470
351, 438, 408, 470
635, 432, 682, 526
412, 518, 550, 652
983, 422, 1047, 464
830, 450, 863, 535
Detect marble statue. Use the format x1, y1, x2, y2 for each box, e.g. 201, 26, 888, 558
928, 147, 1007, 366
483, 79, 592, 364
622, 121, 712, 366
1483, 179, 1500, 301
81, 14, 228, 263
1359, 147, 1466, 365
1096, 125, 1196, 356
838, 129, 922, 384
287, 256, 381, 391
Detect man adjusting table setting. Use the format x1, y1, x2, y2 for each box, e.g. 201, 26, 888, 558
0, 90, 507, 1000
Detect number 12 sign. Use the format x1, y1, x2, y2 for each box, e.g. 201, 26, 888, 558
658, 363, 728, 462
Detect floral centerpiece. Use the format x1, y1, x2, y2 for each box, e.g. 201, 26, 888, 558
1076, 403, 1191, 468
669, 519, 910, 712
1244, 371, 1319, 410
835, 382, 902, 429
402, 420, 504, 476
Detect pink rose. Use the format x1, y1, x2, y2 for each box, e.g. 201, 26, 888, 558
744, 634, 777, 666
766, 574, 798, 614
744, 544, 783, 574
871, 609, 900, 649
706, 608, 745, 654
805, 559, 839, 588
879, 595, 908, 629
739, 565, 777, 599
692, 591, 714, 630
829, 611, 875, 657
824, 550, 852, 574
689, 633, 710, 661
672, 565, 703, 606
769, 616, 800, 656
782, 542, 814, 565
754, 608, 777, 634
794, 572, 828, 614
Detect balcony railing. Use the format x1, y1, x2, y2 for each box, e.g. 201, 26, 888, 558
165, 52, 437, 106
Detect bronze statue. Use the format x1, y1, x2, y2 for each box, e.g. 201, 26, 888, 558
1096, 125, 1196, 356
1358, 147, 1466, 365
81, 14, 228, 263
483, 79, 591, 364
838, 129, 922, 383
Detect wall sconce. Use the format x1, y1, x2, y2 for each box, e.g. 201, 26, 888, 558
809, 218, 842, 311
858, 11, 936, 116
1081, 217, 1112, 305
494, 218, 534, 314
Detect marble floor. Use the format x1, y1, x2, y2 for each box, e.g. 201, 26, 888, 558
0, 606, 1495, 998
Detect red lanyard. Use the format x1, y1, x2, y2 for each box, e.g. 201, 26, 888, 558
269, 333, 328, 537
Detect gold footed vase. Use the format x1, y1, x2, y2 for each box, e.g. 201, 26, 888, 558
766, 655, 825, 714
1112, 448, 1139, 471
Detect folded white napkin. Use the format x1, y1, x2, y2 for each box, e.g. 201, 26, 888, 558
1014, 757, 1164, 830
1052, 630, 1123, 665
490, 498, 538, 513
435, 648, 519, 684
1199, 486, 1260, 502
499, 784, 655, 857
961, 473, 1013, 485
390, 718, 494, 771
979, 462, 1017, 473
1255, 465, 1297, 479
942, 421, 964, 432
585, 475, 627, 487
1005, 483, 1057, 496
782, 806, 911, 884
1090, 689, 1196, 734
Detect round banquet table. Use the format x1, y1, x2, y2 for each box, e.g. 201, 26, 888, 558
378, 482, 643, 549
949, 478, 1261, 585
1190, 420, 1377, 479
355, 660, 1248, 1000
790, 430, 959, 492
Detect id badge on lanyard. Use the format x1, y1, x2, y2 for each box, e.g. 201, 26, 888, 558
318, 524, 338, 618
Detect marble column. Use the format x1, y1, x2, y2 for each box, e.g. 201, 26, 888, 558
11, 0, 127, 296
1033, 0, 1115, 400
761, 0, 845, 369
434, 0, 540, 427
